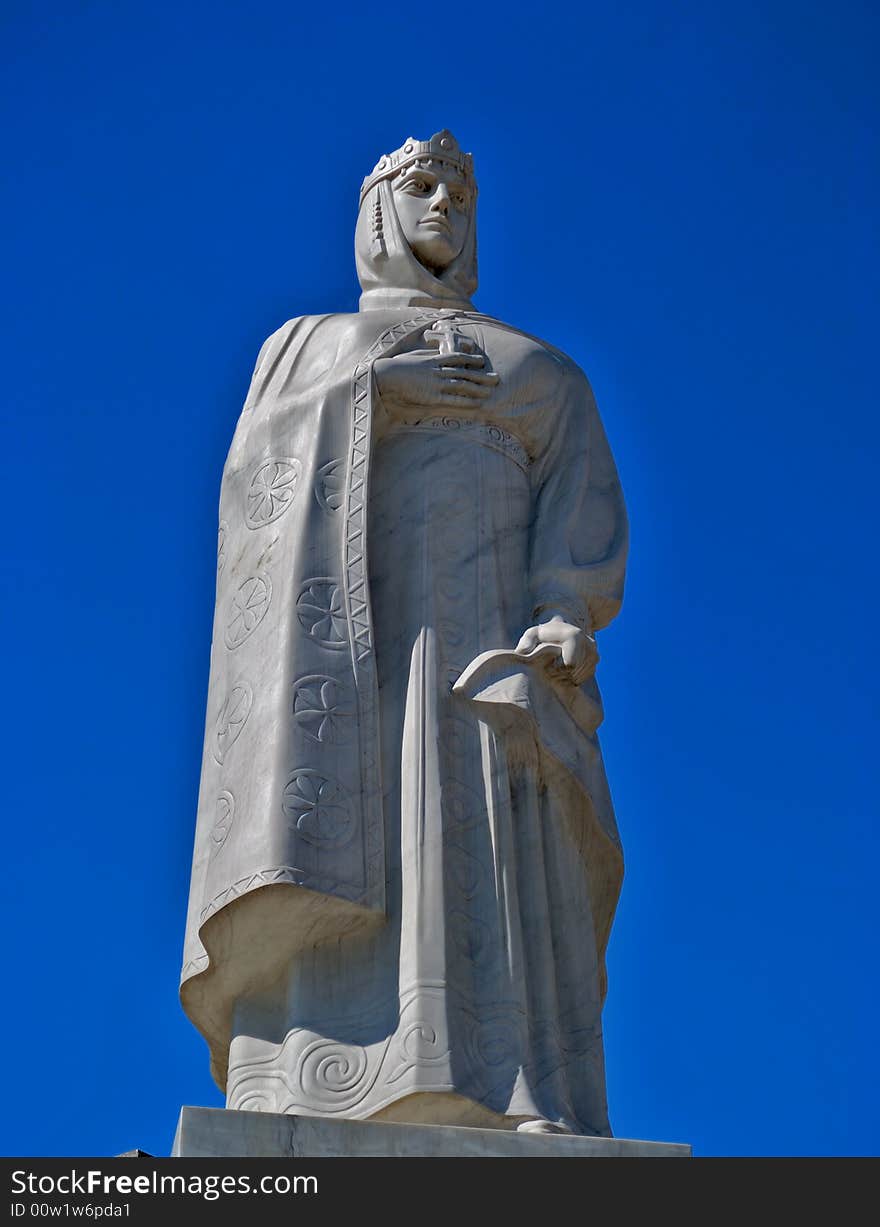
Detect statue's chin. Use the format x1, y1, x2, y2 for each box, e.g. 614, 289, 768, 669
408, 237, 457, 277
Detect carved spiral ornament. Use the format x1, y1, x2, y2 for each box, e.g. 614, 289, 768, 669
401, 1021, 446, 1063
440, 779, 485, 832
475, 1016, 521, 1069
298, 1040, 369, 1105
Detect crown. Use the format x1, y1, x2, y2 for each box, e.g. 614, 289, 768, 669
360, 129, 475, 206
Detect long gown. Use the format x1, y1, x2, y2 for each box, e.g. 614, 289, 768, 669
180, 178, 628, 1136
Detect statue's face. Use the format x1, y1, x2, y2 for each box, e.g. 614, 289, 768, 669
392, 160, 472, 273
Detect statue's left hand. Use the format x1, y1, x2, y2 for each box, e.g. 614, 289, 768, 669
515, 615, 598, 686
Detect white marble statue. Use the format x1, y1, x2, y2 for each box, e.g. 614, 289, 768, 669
181, 130, 629, 1136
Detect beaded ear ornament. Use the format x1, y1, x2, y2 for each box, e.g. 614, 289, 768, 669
370, 194, 385, 259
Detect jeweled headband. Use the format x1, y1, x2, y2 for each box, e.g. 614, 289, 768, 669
359, 129, 475, 207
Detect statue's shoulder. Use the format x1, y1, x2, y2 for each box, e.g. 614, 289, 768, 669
255, 313, 335, 359
253, 312, 378, 375
477, 314, 598, 405
520, 329, 599, 408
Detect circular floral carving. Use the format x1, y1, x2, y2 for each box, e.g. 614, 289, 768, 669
245, 457, 302, 528
292, 674, 355, 744
436, 574, 461, 605
559, 1017, 602, 1057
440, 715, 477, 759
315, 458, 346, 513
471, 1012, 523, 1070
217, 519, 228, 575
449, 910, 494, 966
436, 617, 465, 647
429, 473, 471, 522
210, 790, 234, 854
213, 682, 253, 764
445, 843, 483, 898
296, 579, 347, 648
225, 573, 272, 649
282, 769, 354, 848
440, 779, 485, 832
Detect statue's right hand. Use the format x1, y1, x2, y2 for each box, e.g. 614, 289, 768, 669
374, 349, 499, 412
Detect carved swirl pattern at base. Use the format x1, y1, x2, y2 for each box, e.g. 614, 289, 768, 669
213, 682, 253, 763
225, 573, 272, 649
385, 1020, 451, 1085
234, 1092, 275, 1113
246, 457, 302, 528
298, 1040, 370, 1103
225, 985, 541, 1120
463, 1006, 527, 1075
282, 769, 355, 849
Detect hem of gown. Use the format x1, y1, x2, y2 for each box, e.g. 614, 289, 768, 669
365, 1090, 531, 1131
226, 1076, 606, 1138
361, 1081, 610, 1139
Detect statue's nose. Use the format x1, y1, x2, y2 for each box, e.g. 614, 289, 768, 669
429, 186, 451, 215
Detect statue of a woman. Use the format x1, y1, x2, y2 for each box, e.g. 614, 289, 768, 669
180, 131, 628, 1137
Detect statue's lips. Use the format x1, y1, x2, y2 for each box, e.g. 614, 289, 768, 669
419, 217, 452, 235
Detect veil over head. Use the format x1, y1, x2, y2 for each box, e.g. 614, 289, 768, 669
356, 130, 478, 311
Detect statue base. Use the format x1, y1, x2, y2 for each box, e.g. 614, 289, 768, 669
172, 1106, 691, 1158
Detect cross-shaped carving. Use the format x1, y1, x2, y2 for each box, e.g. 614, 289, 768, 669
424, 316, 475, 356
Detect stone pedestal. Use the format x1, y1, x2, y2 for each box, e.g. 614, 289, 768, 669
173, 1106, 691, 1158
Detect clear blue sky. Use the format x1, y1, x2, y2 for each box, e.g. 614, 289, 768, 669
2, 0, 877, 1158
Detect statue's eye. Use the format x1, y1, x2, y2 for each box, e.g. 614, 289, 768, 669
452, 194, 467, 209
410, 179, 429, 192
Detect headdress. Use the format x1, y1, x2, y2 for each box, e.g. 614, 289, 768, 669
359, 129, 475, 208
356, 129, 478, 311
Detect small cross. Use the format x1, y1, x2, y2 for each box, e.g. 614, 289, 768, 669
424, 316, 475, 356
